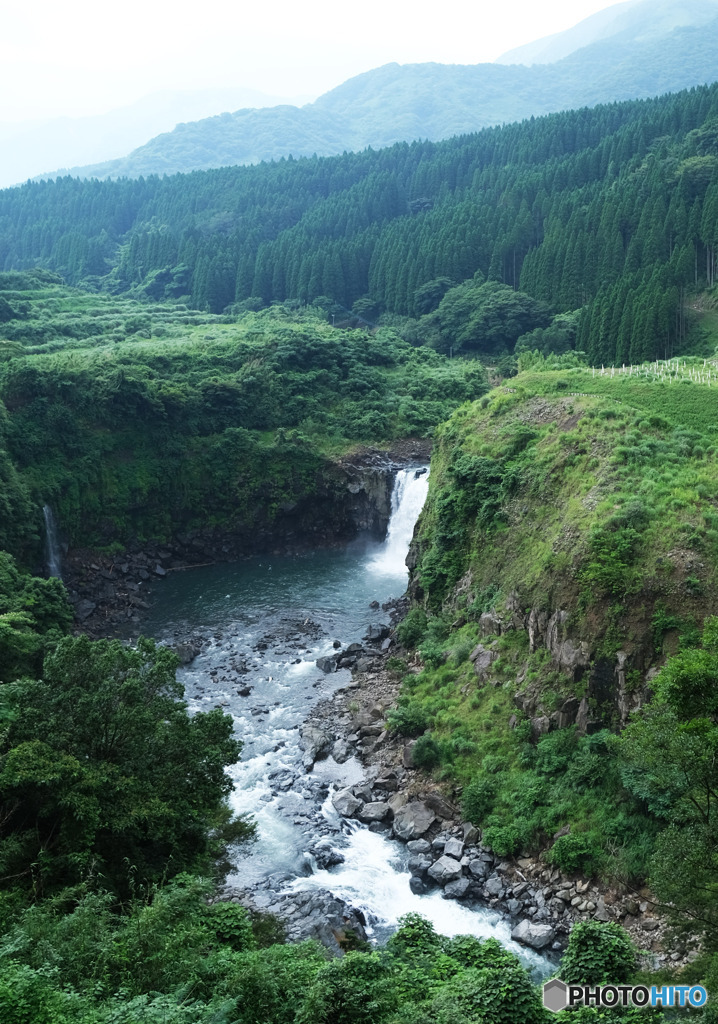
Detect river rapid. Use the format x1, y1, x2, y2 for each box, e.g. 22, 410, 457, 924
142, 468, 550, 976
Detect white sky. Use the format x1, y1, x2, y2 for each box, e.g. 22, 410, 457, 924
2, 0, 621, 123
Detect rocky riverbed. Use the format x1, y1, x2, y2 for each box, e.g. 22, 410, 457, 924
295, 633, 680, 968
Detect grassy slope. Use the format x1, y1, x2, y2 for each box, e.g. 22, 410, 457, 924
395, 366, 718, 875
0, 277, 487, 552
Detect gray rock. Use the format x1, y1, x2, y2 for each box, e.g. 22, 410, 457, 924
530, 715, 551, 740
511, 919, 556, 950
473, 646, 499, 680
300, 725, 333, 767
358, 801, 390, 823
443, 877, 471, 899
479, 611, 503, 637
331, 739, 350, 763
408, 854, 433, 876
154, 564, 167, 577
403, 741, 417, 767
444, 837, 464, 859
409, 876, 428, 894
407, 839, 431, 854
424, 792, 454, 820
462, 823, 480, 845
484, 875, 504, 897
74, 599, 97, 621
427, 855, 463, 884
392, 801, 436, 841
388, 791, 408, 814
332, 787, 362, 818
593, 898, 611, 923
468, 858, 490, 880
315, 656, 337, 673
365, 624, 390, 641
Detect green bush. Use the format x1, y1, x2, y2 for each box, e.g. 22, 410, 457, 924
481, 819, 532, 857
386, 700, 429, 737
548, 831, 603, 874
462, 777, 497, 823
397, 608, 428, 647
560, 920, 637, 984
412, 734, 442, 770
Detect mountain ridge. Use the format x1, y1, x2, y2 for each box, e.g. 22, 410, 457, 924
33, 11, 718, 184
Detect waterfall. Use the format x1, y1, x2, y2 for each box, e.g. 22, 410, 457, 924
42, 505, 62, 579
369, 468, 429, 577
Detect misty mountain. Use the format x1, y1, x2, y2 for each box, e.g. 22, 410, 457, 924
28, 0, 718, 184
496, 0, 718, 65
0, 87, 302, 190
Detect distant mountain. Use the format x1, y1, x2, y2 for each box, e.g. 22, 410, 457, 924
0, 87, 302, 190
496, 0, 718, 65
30, 0, 718, 184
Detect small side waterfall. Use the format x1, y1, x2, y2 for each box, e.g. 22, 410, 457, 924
42, 505, 62, 579
369, 468, 429, 576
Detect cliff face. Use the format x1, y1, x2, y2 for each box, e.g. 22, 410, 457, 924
407, 372, 718, 731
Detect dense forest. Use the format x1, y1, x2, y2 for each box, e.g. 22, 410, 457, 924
4, 84, 718, 367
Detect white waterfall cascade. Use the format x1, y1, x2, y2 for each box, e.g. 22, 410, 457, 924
369, 468, 429, 577
43, 504, 62, 579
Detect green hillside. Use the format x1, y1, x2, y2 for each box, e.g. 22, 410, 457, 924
42, 12, 718, 182
4, 84, 718, 369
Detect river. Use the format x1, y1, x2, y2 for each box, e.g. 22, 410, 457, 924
142, 468, 550, 976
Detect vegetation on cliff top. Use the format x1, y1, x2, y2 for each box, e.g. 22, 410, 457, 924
0, 272, 486, 555
394, 370, 718, 991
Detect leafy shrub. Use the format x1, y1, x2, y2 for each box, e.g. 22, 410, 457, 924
482, 818, 532, 856
548, 831, 603, 874
462, 777, 497, 823
397, 608, 428, 647
419, 638, 448, 668
560, 920, 637, 984
427, 960, 545, 1024
387, 699, 429, 737
412, 733, 442, 770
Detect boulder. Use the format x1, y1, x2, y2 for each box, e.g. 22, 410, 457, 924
484, 875, 504, 897
530, 715, 551, 740
332, 787, 362, 818
392, 801, 437, 841
358, 802, 390, 823
468, 858, 490, 881
443, 877, 471, 900
479, 611, 503, 637
427, 855, 463, 885
331, 739, 350, 763
462, 823, 480, 845
74, 599, 97, 621
511, 919, 556, 950
365, 624, 390, 641
402, 741, 418, 767
316, 656, 337, 674
388, 791, 408, 814
408, 854, 433, 877
444, 837, 464, 859
407, 839, 431, 854
300, 725, 333, 767
472, 645, 499, 681
424, 792, 455, 820
593, 898, 611, 923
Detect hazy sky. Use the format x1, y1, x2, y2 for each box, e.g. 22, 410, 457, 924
2, 0, 623, 122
